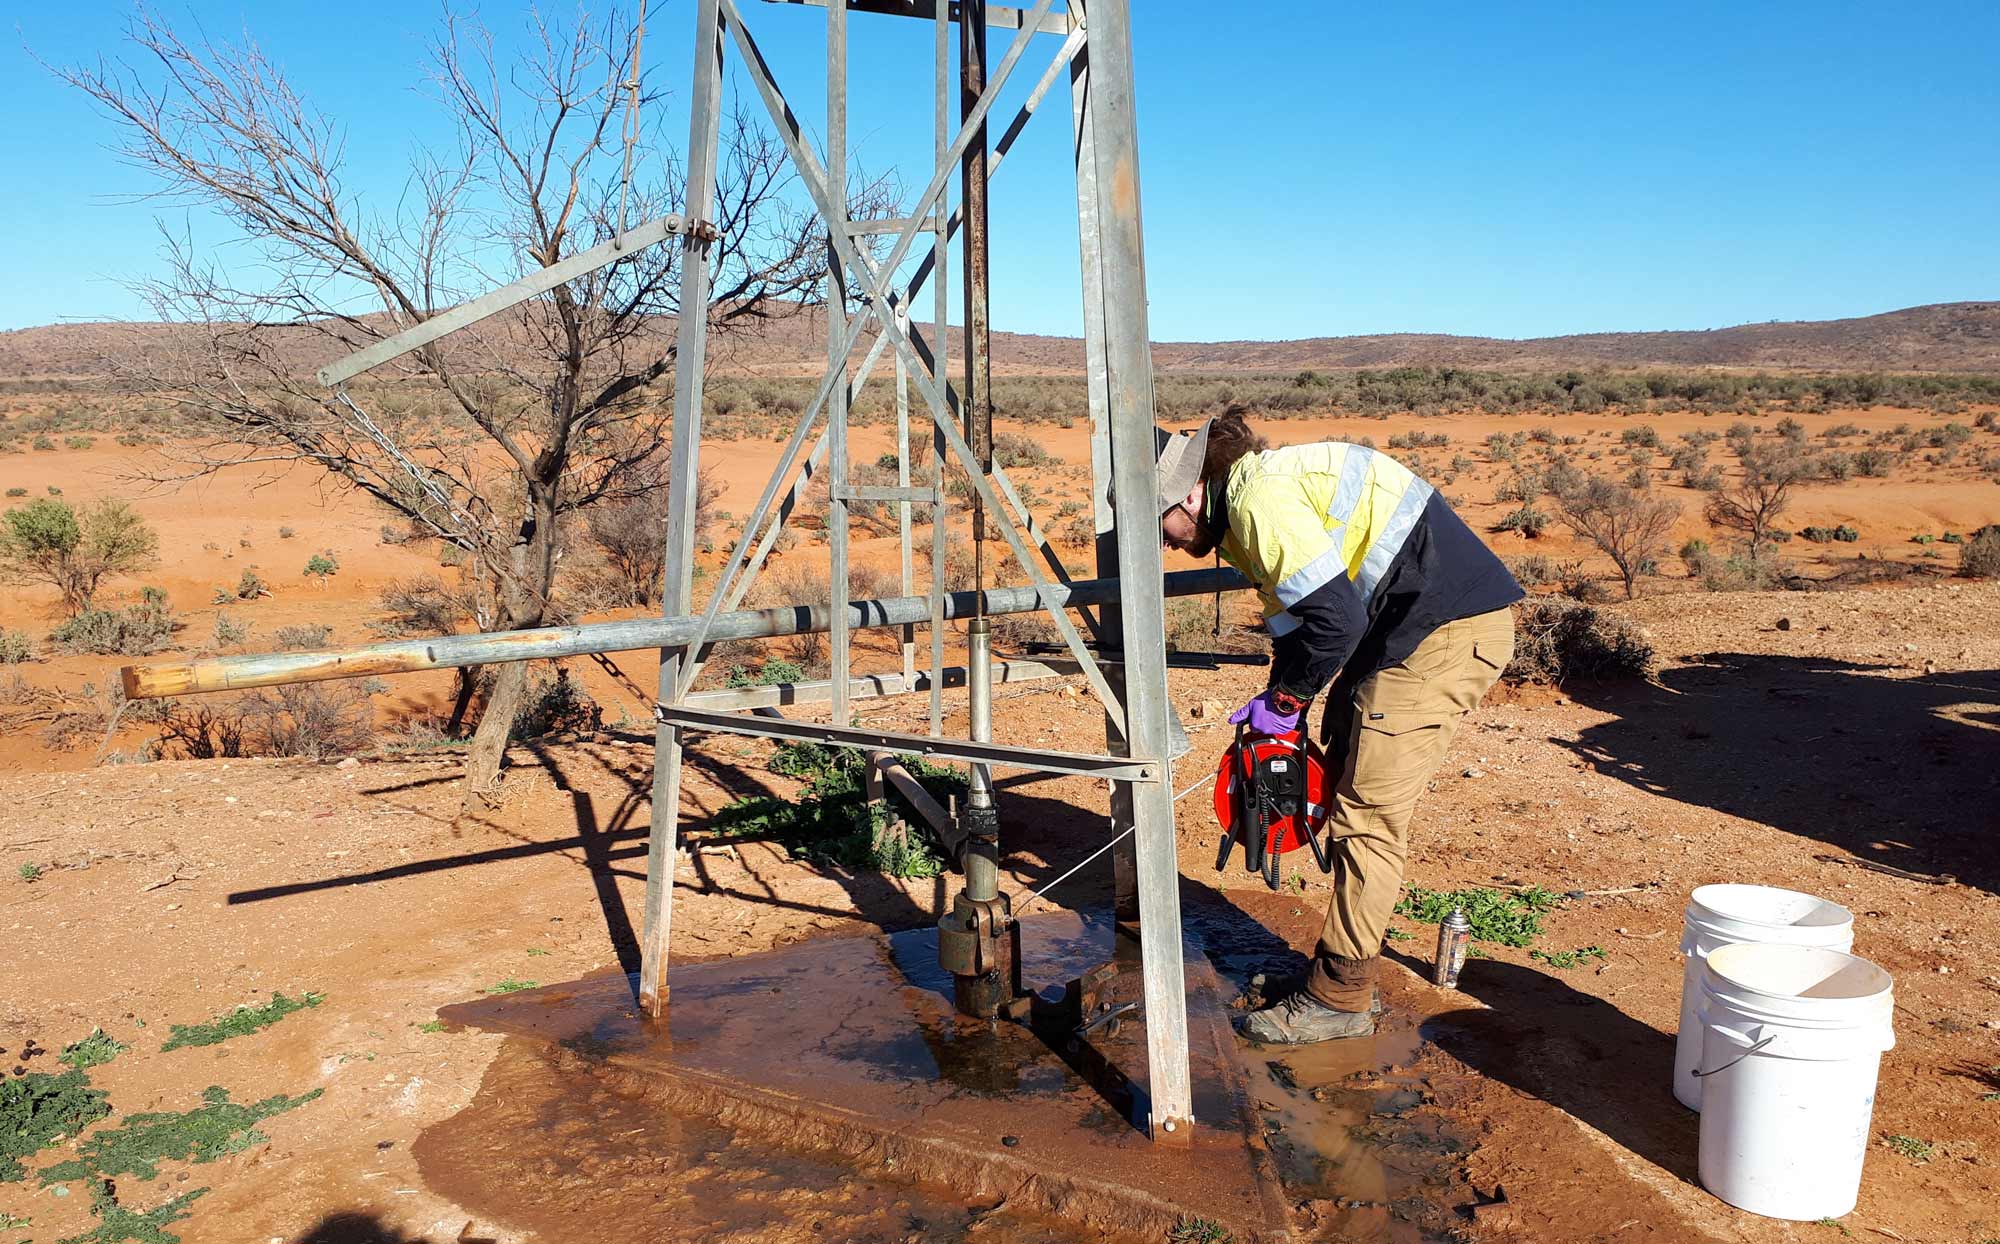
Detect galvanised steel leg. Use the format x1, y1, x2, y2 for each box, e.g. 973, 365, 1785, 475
1070, 20, 1138, 930
1087, 0, 1194, 1139
927, 0, 950, 738
827, 0, 852, 727
642, 0, 726, 1019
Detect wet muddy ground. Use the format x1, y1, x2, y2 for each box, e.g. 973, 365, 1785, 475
418, 901, 1475, 1244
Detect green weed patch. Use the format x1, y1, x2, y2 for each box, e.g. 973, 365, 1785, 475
709, 741, 964, 879
1394, 885, 1562, 947
39, 1085, 323, 1184
160, 991, 323, 1051
60, 1028, 130, 1070
1, 1069, 112, 1182
1530, 945, 1610, 970
59, 1184, 206, 1244
483, 979, 537, 995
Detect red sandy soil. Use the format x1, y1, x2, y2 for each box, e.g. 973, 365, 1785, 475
1, 403, 1998, 1241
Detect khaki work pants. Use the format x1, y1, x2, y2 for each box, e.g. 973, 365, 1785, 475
1305, 607, 1515, 1010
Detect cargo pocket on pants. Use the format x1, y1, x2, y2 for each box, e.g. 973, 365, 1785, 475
1345, 708, 1452, 813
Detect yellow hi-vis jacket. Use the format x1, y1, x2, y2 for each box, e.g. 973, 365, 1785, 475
1213, 441, 1520, 699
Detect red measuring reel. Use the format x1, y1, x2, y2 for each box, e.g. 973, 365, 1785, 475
1212, 724, 1335, 890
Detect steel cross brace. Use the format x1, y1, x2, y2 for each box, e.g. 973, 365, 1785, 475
715, 0, 1123, 727
657, 704, 1161, 782
316, 213, 712, 386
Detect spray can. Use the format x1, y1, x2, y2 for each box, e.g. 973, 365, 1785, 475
1432, 907, 1472, 988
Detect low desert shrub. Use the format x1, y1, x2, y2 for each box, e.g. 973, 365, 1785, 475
3, 488, 25, 498
511, 667, 601, 740
1697, 548, 1794, 592
1506, 598, 1653, 684
0, 629, 32, 664
247, 681, 382, 758
1852, 449, 1894, 478
1506, 554, 1556, 587
211, 612, 249, 648
992, 431, 1056, 470
302, 551, 339, 581
1494, 504, 1549, 538
1800, 525, 1860, 543
1960, 525, 2000, 579
373, 575, 470, 637
49, 588, 179, 656
273, 624, 334, 650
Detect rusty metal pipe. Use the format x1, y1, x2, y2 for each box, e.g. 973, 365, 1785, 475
121, 567, 1251, 700
865, 751, 966, 861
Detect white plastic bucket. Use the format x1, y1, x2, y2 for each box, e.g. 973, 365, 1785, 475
1695, 943, 1894, 1221
1675, 884, 1852, 1110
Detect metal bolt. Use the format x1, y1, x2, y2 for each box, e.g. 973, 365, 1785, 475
1162, 1118, 1176, 1133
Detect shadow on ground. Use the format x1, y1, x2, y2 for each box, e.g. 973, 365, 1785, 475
296, 1212, 493, 1243
1388, 946, 1697, 1182
1563, 655, 2000, 894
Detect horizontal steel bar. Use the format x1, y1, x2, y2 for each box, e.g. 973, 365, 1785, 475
122, 567, 1251, 699
835, 483, 941, 503
317, 214, 693, 386
760, 0, 1074, 34
844, 215, 944, 235
658, 704, 1160, 781
683, 658, 1063, 711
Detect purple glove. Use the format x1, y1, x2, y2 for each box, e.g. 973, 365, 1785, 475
1229, 690, 1301, 737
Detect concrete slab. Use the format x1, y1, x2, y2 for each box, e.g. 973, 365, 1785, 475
441, 911, 1291, 1242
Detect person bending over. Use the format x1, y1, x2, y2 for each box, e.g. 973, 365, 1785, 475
1152, 410, 1522, 1044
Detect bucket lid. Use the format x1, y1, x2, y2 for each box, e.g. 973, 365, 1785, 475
1689, 884, 1852, 932
1706, 942, 1892, 1008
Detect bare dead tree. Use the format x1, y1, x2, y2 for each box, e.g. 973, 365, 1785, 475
1705, 431, 1816, 559
1553, 475, 1681, 599
58, 9, 894, 799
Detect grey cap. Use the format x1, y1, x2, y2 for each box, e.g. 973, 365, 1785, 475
1152, 418, 1212, 515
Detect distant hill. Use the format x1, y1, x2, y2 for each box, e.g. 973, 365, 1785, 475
3, 301, 1996, 382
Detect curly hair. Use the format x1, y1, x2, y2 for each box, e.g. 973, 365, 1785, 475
1202, 406, 1268, 481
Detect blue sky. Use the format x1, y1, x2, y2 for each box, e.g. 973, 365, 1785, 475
4, 1, 1996, 341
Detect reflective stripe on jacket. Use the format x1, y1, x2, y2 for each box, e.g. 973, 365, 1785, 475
1214, 441, 1522, 700
1217, 442, 1431, 637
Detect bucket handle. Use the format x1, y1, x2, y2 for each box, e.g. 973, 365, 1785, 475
1691, 1034, 1774, 1078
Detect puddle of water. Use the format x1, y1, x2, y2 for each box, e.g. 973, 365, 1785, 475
414, 1038, 1090, 1244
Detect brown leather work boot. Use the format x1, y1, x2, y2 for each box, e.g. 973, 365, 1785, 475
1241, 991, 1377, 1044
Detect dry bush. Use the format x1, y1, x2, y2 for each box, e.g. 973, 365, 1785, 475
582, 465, 723, 607
0, 629, 34, 664
49, 588, 180, 656
246, 682, 380, 758
156, 699, 249, 759
154, 679, 381, 759
372, 575, 472, 637
511, 667, 601, 741
272, 624, 332, 650
1506, 599, 1653, 685
1960, 525, 2000, 579
1506, 554, 1556, 587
